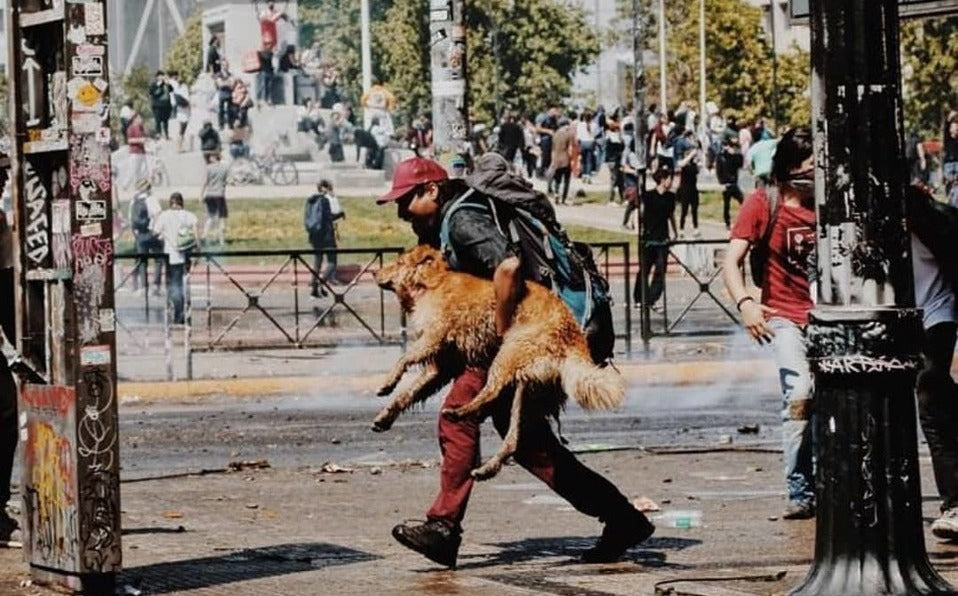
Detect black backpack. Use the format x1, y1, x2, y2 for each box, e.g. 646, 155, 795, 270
131, 196, 151, 234
441, 154, 615, 363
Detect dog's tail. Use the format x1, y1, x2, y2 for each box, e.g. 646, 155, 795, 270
560, 356, 625, 410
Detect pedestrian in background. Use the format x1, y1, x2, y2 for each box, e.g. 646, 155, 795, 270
215, 61, 234, 131
674, 129, 701, 237
124, 112, 148, 190
152, 192, 198, 325
304, 180, 344, 297
128, 178, 164, 295
149, 70, 172, 140
633, 166, 677, 311
718, 132, 745, 231
722, 127, 817, 520
577, 110, 598, 184
550, 117, 574, 205
200, 153, 230, 249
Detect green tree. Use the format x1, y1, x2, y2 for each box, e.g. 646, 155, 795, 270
900, 17, 958, 138
374, 0, 599, 127
614, 0, 810, 127
113, 67, 155, 138
163, 12, 203, 85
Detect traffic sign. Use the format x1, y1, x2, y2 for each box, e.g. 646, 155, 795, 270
790, 0, 958, 21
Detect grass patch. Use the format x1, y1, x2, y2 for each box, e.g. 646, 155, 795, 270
117, 195, 635, 259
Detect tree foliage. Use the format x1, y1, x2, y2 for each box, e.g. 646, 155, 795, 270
614, 0, 810, 127
163, 12, 204, 85
900, 17, 958, 138
303, 0, 598, 127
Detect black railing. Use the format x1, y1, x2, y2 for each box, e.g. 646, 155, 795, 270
638, 238, 740, 343
114, 243, 636, 380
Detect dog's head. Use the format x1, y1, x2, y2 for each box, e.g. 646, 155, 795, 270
375, 245, 449, 309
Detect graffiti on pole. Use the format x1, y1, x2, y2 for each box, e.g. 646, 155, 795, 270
22, 385, 79, 573
21, 161, 51, 269
429, 0, 468, 156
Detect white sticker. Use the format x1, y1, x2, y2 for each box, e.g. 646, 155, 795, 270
67, 23, 87, 45
83, 4, 105, 35
80, 222, 101, 237
98, 309, 115, 332
80, 345, 111, 366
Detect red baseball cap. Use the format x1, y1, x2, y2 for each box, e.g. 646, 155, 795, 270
376, 157, 449, 204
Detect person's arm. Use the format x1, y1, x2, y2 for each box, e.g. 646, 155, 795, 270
493, 256, 521, 337
722, 238, 776, 343
917, 141, 927, 170
199, 172, 208, 201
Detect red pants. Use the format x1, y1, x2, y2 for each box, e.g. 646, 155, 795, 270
426, 368, 633, 530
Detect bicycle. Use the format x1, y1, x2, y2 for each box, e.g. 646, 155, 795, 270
226, 142, 299, 186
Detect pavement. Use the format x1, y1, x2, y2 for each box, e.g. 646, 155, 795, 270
4, 438, 958, 596
10, 174, 958, 595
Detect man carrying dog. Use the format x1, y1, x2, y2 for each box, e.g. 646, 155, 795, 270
377, 156, 653, 568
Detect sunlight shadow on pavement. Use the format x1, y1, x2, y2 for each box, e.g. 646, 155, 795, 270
121, 542, 380, 594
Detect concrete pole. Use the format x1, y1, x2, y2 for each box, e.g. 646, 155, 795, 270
790, 0, 953, 593
658, 0, 667, 111
430, 0, 469, 163
360, 0, 372, 93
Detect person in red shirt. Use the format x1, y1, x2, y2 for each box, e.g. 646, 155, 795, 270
722, 127, 817, 520
125, 112, 148, 190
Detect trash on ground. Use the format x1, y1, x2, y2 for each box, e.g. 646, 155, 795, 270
653, 510, 703, 529
737, 424, 761, 434
162, 511, 183, 520
319, 462, 354, 474
633, 496, 661, 512
228, 459, 271, 472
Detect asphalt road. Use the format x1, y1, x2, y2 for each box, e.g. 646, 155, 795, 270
111, 379, 781, 481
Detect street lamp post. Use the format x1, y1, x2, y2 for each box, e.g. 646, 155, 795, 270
633, 0, 650, 341
791, 0, 954, 593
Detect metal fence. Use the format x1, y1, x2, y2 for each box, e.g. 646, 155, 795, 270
638, 238, 741, 343
113, 243, 638, 380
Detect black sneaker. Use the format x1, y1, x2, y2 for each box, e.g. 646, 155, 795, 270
392, 520, 461, 568
782, 501, 815, 520
581, 508, 655, 563
0, 511, 22, 547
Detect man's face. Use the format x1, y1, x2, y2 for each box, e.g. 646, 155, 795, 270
396, 183, 440, 241
950, 121, 958, 137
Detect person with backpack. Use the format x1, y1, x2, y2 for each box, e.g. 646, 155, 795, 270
722, 127, 817, 521
376, 155, 652, 569
128, 178, 164, 295
304, 180, 345, 297
152, 192, 198, 325
148, 70, 173, 140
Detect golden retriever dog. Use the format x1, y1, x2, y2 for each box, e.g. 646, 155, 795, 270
373, 244, 625, 480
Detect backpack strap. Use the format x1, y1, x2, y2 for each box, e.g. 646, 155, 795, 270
439, 188, 507, 270
758, 188, 782, 248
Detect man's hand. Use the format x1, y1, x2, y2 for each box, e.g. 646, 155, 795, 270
493, 256, 521, 337
741, 299, 777, 344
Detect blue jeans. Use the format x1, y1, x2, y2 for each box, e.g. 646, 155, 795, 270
769, 317, 815, 505
167, 263, 186, 324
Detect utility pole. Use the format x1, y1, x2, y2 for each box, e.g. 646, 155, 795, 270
657, 0, 666, 112
430, 0, 469, 162
698, 0, 706, 135
791, 0, 952, 593
360, 0, 372, 93
633, 0, 651, 342
8, 0, 121, 592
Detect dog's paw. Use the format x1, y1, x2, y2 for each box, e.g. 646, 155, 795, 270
376, 383, 397, 397
371, 412, 395, 432
471, 460, 502, 481
440, 407, 466, 421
